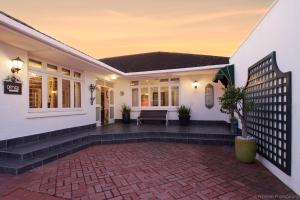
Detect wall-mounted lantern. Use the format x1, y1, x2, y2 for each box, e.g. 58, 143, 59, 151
11, 57, 24, 74
192, 80, 199, 89
89, 84, 96, 105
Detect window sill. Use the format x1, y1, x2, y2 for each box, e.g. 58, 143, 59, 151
26, 109, 86, 119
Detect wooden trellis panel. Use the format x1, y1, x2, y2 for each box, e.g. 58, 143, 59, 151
245, 52, 292, 175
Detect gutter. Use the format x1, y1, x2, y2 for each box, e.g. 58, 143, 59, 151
0, 11, 228, 77
124, 64, 226, 76
0, 12, 126, 76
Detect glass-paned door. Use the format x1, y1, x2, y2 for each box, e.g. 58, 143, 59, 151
95, 82, 114, 126
95, 86, 101, 126
109, 89, 114, 124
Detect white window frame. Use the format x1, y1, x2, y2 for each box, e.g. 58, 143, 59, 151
27, 57, 85, 117
130, 78, 180, 110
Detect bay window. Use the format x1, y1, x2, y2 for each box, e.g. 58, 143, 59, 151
131, 78, 179, 108
141, 87, 149, 107
62, 79, 71, 108
132, 88, 139, 107
171, 86, 179, 106
47, 77, 58, 108
62, 68, 70, 76
29, 59, 42, 69
160, 87, 169, 106
29, 73, 42, 108
47, 64, 57, 72
74, 82, 81, 108
150, 87, 158, 106
28, 58, 83, 112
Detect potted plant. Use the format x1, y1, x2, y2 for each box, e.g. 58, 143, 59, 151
121, 104, 131, 124
4, 74, 22, 83
177, 105, 191, 126
230, 112, 239, 134
219, 86, 256, 163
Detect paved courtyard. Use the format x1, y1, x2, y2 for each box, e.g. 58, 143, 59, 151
0, 142, 297, 200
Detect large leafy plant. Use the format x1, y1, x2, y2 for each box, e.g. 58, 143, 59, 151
219, 86, 255, 137
121, 104, 131, 114
177, 105, 191, 118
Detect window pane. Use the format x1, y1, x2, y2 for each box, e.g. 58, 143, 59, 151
149, 79, 159, 85
74, 72, 81, 78
132, 88, 139, 107
170, 78, 180, 83
110, 107, 114, 119
160, 78, 169, 83
29, 73, 42, 108
96, 87, 101, 105
29, 59, 42, 69
150, 87, 158, 106
96, 107, 100, 121
141, 87, 149, 107
130, 81, 139, 86
47, 64, 57, 72
62, 79, 70, 108
160, 87, 169, 106
171, 86, 179, 106
62, 68, 70, 76
74, 82, 81, 108
47, 77, 58, 108
140, 80, 148, 86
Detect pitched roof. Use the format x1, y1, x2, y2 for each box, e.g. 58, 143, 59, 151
100, 52, 229, 73
0, 11, 124, 75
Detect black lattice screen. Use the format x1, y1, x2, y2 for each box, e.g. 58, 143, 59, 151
245, 52, 292, 175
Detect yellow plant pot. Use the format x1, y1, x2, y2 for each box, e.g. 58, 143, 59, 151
235, 136, 256, 163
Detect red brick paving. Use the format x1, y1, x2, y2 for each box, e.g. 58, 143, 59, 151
0, 142, 297, 200
0, 188, 63, 200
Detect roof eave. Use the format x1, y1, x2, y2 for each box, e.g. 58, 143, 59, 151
125, 64, 227, 76
0, 12, 126, 76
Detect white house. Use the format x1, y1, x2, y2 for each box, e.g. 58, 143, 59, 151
0, 0, 299, 195
0, 11, 230, 141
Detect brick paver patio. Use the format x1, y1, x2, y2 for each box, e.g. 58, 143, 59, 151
0, 142, 297, 200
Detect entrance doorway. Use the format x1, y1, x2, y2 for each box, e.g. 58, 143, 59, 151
95, 82, 114, 126
101, 87, 109, 125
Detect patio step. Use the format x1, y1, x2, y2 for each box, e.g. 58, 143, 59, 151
0, 131, 93, 161
0, 140, 91, 175
0, 128, 239, 175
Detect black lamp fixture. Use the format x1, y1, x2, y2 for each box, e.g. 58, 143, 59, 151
192, 80, 199, 89
11, 57, 24, 74
89, 84, 97, 105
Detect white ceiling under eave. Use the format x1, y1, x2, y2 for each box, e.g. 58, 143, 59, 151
0, 23, 123, 81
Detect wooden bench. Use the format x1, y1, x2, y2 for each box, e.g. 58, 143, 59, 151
137, 110, 168, 126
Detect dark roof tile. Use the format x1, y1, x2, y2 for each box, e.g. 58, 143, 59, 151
100, 52, 229, 73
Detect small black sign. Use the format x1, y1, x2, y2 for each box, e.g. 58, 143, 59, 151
4, 81, 22, 95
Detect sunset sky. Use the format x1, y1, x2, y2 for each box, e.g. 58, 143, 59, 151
1, 0, 274, 58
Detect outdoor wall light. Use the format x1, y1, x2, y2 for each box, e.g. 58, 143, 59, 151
111, 74, 117, 80
11, 57, 24, 74
192, 80, 199, 89
89, 84, 97, 105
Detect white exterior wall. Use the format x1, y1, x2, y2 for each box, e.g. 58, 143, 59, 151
0, 42, 97, 140
114, 74, 228, 122
0, 41, 228, 142
230, 0, 300, 195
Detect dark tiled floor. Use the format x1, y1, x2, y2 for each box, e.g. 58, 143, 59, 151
0, 143, 297, 200
0, 123, 236, 175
